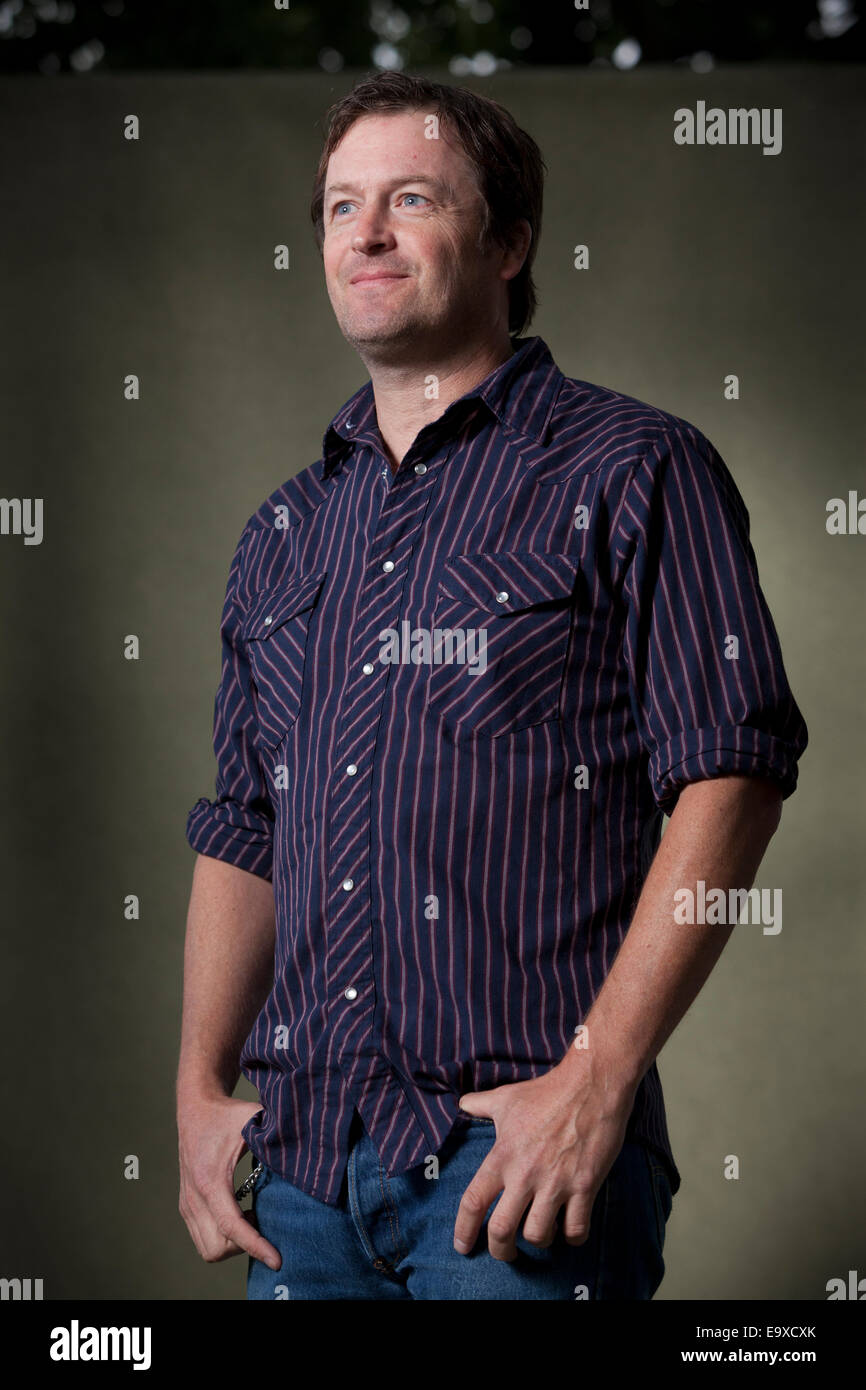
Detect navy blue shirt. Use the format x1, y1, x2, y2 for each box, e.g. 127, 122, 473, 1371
186, 335, 808, 1205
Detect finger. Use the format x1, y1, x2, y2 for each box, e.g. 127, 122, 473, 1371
453, 1160, 503, 1256
485, 1185, 534, 1263
563, 1190, 593, 1246
520, 1193, 563, 1249
456, 1091, 496, 1122
179, 1195, 208, 1260
181, 1182, 251, 1264
205, 1186, 282, 1270
182, 1199, 249, 1264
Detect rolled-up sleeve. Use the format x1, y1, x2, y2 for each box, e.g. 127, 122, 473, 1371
620, 425, 808, 816
186, 520, 274, 880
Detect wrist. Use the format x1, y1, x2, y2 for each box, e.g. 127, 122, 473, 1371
176, 1069, 237, 1111
555, 1031, 644, 1106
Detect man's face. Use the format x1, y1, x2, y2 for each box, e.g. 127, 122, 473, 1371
321, 111, 510, 358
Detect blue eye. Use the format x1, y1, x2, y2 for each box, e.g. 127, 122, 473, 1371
331, 192, 429, 219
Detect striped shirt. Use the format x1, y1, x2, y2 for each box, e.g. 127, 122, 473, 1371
186, 334, 808, 1205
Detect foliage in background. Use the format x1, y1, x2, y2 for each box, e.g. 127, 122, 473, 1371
0, 0, 862, 76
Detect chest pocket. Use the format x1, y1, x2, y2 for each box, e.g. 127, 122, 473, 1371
427, 551, 578, 738
242, 571, 327, 749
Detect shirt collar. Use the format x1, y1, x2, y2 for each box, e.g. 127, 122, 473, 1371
320, 335, 563, 478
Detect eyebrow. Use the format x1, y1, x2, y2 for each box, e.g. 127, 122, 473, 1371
324, 175, 453, 204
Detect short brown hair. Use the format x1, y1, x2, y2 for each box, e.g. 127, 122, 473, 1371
310, 71, 546, 336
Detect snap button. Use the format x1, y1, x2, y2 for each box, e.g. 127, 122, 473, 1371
382, 559, 395, 572
414, 462, 427, 474
344, 986, 358, 1001
341, 878, 354, 891
495, 591, 509, 604
362, 662, 374, 674
346, 763, 358, 776
264, 615, 273, 625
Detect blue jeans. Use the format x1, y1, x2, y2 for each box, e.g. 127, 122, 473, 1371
247, 1112, 673, 1300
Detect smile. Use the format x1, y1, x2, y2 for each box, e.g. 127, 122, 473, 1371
350, 275, 408, 286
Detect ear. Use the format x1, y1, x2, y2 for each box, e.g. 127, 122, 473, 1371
500, 217, 533, 282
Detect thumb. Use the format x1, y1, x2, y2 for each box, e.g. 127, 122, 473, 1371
456, 1091, 490, 1118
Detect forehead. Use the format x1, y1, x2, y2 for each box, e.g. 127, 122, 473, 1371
324, 111, 477, 191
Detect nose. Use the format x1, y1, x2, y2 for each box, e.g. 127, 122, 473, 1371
351, 202, 396, 254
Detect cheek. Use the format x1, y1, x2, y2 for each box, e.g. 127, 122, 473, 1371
322, 231, 344, 269
425, 239, 462, 284
442, 230, 477, 277
322, 253, 342, 288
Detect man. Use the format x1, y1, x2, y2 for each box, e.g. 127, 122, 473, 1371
177, 72, 808, 1300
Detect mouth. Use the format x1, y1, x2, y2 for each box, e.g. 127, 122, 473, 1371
350, 274, 408, 286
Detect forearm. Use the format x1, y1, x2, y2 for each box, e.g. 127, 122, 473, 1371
557, 774, 784, 1099
176, 852, 276, 1103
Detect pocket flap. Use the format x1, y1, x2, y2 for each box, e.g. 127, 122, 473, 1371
242, 571, 327, 642
436, 551, 578, 615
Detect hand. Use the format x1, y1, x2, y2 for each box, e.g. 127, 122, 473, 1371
453, 1059, 636, 1262
178, 1093, 282, 1271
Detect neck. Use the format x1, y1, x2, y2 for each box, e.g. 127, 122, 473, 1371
362, 333, 517, 472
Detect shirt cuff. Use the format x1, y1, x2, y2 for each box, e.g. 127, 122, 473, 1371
648, 724, 803, 815
186, 797, 274, 881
